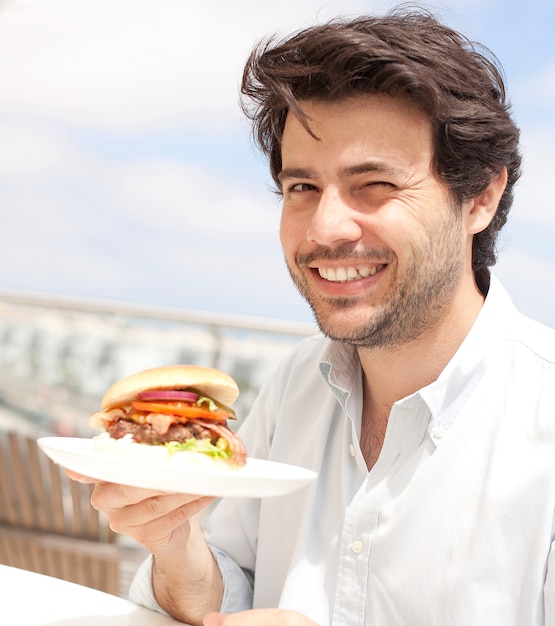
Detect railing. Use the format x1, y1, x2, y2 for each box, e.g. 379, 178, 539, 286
0, 289, 315, 337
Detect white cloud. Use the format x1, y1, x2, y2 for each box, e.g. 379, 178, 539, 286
0, 121, 87, 176
92, 155, 301, 316
0, 186, 78, 242
111, 159, 280, 241
0, 0, 517, 134
0, 0, 372, 131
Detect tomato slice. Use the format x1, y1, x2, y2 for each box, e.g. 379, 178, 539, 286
130, 401, 230, 422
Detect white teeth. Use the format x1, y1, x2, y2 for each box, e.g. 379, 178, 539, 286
317, 266, 379, 282
336, 267, 348, 281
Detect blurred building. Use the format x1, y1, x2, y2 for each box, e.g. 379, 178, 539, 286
0, 290, 317, 437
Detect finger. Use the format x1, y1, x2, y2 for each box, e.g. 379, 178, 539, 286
90, 485, 214, 549
113, 497, 214, 553
91, 482, 206, 515
90, 481, 186, 509
104, 491, 214, 531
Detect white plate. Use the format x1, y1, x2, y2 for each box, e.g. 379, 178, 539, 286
38, 437, 318, 498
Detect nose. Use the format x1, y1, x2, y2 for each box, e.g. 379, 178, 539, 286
306, 187, 362, 246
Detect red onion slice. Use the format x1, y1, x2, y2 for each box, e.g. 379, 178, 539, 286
138, 389, 199, 402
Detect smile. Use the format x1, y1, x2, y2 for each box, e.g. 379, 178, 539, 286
317, 265, 384, 283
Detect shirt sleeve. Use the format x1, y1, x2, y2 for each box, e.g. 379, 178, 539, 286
128, 555, 171, 615
127, 547, 253, 616
210, 545, 254, 612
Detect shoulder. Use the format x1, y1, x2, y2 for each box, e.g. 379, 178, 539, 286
487, 276, 555, 365
509, 313, 555, 365
269, 333, 331, 391
250, 333, 341, 421
264, 332, 328, 371
237, 333, 340, 458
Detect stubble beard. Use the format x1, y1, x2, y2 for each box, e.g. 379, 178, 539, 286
287, 217, 465, 350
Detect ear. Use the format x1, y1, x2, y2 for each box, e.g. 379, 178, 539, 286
465, 168, 508, 235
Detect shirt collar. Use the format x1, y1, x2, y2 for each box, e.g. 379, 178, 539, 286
318, 275, 517, 445
419, 274, 517, 444
319, 340, 360, 411
320, 341, 364, 438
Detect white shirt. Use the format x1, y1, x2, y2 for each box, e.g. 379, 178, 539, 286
130, 276, 555, 625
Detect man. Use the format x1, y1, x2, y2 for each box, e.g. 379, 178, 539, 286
76, 8, 555, 626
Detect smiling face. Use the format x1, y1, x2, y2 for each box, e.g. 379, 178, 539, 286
279, 95, 475, 349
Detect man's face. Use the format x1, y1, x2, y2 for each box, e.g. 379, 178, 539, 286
279, 94, 471, 349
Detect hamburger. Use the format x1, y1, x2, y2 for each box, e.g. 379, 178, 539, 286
89, 364, 247, 468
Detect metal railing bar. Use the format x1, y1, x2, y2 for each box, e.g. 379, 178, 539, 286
0, 289, 317, 338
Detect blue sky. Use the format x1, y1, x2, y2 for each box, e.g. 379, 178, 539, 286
0, 0, 554, 326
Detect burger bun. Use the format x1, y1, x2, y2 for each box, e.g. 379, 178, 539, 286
102, 364, 239, 411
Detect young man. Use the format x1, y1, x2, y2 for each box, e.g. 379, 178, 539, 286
77, 9, 555, 626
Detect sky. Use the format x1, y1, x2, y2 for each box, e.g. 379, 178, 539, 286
0, 0, 554, 326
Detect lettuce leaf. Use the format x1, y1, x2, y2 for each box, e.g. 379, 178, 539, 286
164, 437, 232, 459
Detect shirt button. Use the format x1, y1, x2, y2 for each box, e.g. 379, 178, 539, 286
351, 540, 363, 554
432, 425, 445, 438
349, 444, 356, 457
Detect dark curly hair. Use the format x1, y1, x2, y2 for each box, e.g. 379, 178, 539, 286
240, 7, 521, 279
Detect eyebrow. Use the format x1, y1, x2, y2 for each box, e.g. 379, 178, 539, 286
278, 161, 405, 184
277, 167, 315, 184
343, 161, 404, 178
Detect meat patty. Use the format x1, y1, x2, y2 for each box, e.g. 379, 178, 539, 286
108, 419, 216, 445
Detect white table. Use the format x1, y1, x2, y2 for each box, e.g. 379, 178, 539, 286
0, 564, 181, 625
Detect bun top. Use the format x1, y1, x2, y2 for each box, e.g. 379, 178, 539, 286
102, 365, 239, 411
